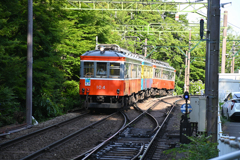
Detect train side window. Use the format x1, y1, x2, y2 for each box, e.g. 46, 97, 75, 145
124, 63, 129, 78
132, 64, 137, 78
155, 69, 160, 78
144, 66, 147, 78
137, 65, 141, 78
84, 62, 94, 77
172, 72, 175, 80
160, 68, 163, 78
162, 70, 169, 79
110, 63, 120, 78
150, 67, 153, 78
97, 62, 107, 78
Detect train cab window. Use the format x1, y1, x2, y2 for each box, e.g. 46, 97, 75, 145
97, 62, 107, 78
110, 63, 120, 78
84, 62, 94, 77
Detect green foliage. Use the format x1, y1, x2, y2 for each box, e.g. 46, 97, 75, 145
189, 80, 205, 95
60, 80, 81, 110
1, 0, 240, 126
33, 91, 64, 121
0, 86, 21, 127
164, 135, 219, 160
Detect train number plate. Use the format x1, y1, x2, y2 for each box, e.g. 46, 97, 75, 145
96, 85, 105, 89
85, 78, 91, 86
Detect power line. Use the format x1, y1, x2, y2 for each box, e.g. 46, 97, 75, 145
184, 0, 240, 31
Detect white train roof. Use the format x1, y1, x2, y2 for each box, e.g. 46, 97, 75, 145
82, 44, 175, 70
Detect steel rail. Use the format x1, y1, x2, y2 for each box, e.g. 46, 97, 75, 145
139, 98, 184, 159
80, 111, 147, 160
80, 96, 180, 159
0, 111, 89, 149
20, 112, 119, 160
132, 144, 144, 160
72, 110, 127, 160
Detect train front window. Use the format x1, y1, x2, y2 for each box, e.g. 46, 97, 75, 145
84, 62, 94, 77
97, 62, 107, 77
110, 63, 120, 78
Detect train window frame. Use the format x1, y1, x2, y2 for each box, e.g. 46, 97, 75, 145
84, 62, 94, 78
96, 62, 107, 78
109, 62, 120, 78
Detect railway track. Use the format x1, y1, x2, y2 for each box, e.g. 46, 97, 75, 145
0, 96, 184, 160
0, 112, 89, 150
0, 111, 125, 160
75, 96, 182, 160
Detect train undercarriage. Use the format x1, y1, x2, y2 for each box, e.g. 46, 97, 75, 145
81, 88, 174, 109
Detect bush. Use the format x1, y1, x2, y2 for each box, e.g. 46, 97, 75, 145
164, 135, 219, 160
61, 80, 81, 110
33, 91, 64, 121
0, 86, 22, 127
189, 80, 205, 95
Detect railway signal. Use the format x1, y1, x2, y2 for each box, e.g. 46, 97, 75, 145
183, 91, 189, 100
180, 91, 192, 144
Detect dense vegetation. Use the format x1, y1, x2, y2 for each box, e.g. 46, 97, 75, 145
0, 0, 239, 127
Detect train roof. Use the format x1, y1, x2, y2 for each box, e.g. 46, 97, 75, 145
81, 44, 174, 69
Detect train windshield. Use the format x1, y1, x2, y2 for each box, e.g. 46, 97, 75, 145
84, 62, 94, 77
110, 63, 120, 78
97, 62, 107, 77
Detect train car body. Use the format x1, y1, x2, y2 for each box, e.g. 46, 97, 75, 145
79, 44, 175, 109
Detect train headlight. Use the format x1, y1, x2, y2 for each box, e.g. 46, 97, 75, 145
117, 89, 120, 94
100, 46, 105, 53
82, 88, 85, 93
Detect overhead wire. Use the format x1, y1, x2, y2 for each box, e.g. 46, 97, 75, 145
184, 0, 240, 31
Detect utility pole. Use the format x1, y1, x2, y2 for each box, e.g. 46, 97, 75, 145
186, 30, 191, 92
221, 10, 228, 73
144, 38, 147, 57
26, 0, 33, 127
231, 42, 235, 73
185, 55, 187, 92
205, 0, 220, 142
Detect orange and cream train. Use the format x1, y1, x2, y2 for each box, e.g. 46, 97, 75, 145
80, 44, 175, 109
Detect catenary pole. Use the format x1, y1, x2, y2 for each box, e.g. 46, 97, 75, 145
187, 30, 191, 92
184, 55, 188, 92
144, 38, 147, 57
231, 41, 235, 73
221, 10, 228, 73
206, 0, 220, 142
205, 0, 211, 100
26, 0, 33, 127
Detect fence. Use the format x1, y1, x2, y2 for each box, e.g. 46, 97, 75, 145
209, 105, 240, 160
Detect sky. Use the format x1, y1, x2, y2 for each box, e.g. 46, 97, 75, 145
170, 0, 240, 35
219, 0, 240, 34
